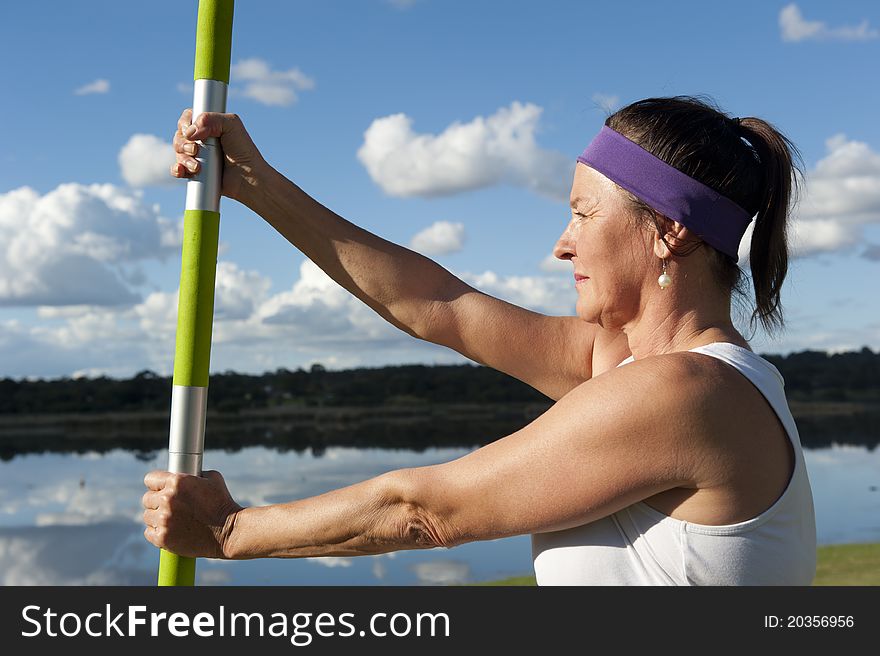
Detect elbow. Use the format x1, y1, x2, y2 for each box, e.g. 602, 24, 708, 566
379, 468, 461, 550
393, 298, 447, 343
404, 276, 464, 343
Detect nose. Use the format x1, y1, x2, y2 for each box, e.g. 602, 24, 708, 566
553, 221, 576, 261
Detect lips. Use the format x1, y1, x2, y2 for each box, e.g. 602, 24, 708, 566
574, 274, 589, 282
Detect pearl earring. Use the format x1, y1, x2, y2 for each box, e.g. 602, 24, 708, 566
658, 259, 672, 289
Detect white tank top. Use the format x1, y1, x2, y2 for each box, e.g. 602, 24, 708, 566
531, 341, 817, 585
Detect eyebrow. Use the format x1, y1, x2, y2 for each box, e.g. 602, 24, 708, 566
569, 196, 595, 210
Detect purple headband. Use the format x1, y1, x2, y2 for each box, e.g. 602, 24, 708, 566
577, 126, 753, 261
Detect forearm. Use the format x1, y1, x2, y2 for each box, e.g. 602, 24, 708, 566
223, 470, 448, 559
240, 164, 463, 339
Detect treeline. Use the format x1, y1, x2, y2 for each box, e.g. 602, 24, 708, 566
1, 346, 879, 415
0, 363, 546, 414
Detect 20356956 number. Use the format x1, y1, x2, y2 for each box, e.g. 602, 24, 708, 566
764, 615, 854, 628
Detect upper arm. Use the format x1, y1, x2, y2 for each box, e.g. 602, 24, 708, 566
397, 356, 703, 547
423, 283, 600, 400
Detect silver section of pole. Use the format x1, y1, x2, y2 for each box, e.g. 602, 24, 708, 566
185, 79, 228, 213
167, 385, 209, 475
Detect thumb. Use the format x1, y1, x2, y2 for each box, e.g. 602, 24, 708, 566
185, 112, 235, 141
202, 470, 225, 484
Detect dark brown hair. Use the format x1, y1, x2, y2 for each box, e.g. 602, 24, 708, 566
605, 95, 805, 339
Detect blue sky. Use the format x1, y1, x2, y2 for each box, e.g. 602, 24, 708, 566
1, 0, 879, 379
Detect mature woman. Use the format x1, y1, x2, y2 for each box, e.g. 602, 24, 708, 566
143, 96, 817, 585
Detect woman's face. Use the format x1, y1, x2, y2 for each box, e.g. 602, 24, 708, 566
553, 163, 656, 327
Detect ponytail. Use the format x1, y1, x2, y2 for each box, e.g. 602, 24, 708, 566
737, 118, 805, 337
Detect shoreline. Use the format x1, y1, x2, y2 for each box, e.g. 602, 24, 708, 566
0, 400, 877, 459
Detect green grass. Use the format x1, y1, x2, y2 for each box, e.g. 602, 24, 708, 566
473, 542, 880, 586
814, 542, 880, 585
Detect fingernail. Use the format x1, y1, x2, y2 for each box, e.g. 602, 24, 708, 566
183, 143, 196, 155
184, 125, 196, 139
186, 160, 198, 172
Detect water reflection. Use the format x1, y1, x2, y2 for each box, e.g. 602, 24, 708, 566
0, 522, 152, 585
0, 447, 533, 586
0, 444, 877, 586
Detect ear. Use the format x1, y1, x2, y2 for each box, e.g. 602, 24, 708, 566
652, 219, 690, 258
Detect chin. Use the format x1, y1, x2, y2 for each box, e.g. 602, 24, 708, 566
574, 302, 595, 323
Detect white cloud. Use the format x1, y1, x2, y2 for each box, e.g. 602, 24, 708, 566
410, 221, 465, 255
790, 134, 880, 257
357, 102, 573, 201
214, 261, 273, 320
540, 253, 571, 274
118, 134, 177, 188
779, 3, 879, 42
591, 93, 620, 114
0, 184, 179, 307
74, 78, 110, 95
0, 251, 585, 378
459, 270, 575, 316
231, 57, 315, 107
734, 133, 880, 263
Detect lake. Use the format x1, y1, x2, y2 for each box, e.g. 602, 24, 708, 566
0, 443, 878, 585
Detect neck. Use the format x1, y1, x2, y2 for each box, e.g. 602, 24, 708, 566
619, 272, 744, 361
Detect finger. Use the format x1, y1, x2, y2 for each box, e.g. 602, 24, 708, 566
172, 132, 192, 153
170, 156, 199, 177
173, 131, 200, 155
142, 490, 161, 510
144, 525, 165, 549
144, 470, 172, 491
143, 508, 169, 528
177, 108, 193, 135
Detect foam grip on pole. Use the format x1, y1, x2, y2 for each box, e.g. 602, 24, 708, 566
173, 209, 221, 389
158, 550, 196, 587
194, 0, 235, 83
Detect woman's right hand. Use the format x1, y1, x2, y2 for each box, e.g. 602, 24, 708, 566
171, 108, 268, 203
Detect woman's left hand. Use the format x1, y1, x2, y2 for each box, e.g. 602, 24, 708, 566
142, 470, 243, 559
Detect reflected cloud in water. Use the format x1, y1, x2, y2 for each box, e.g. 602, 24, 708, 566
310, 557, 353, 569
410, 560, 471, 585
0, 522, 152, 585
0, 444, 875, 585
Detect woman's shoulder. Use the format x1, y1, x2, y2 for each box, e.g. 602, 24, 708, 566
595, 345, 795, 523
598, 346, 764, 433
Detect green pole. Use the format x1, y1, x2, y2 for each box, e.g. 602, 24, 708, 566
158, 0, 234, 587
